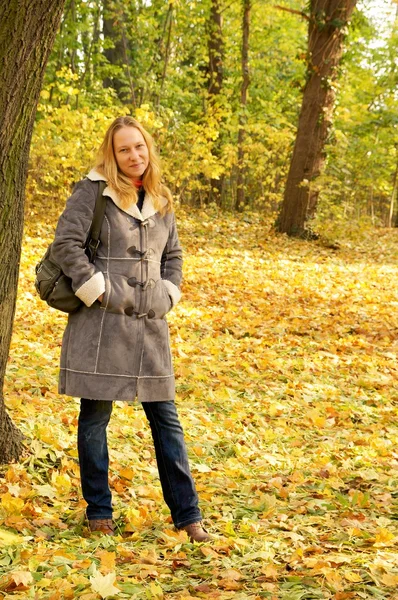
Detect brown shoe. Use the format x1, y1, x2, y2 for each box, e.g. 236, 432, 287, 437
182, 522, 212, 542
88, 519, 115, 536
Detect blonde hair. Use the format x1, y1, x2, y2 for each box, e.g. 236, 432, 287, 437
93, 116, 173, 214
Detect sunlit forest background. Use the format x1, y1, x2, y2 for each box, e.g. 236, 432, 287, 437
29, 0, 398, 231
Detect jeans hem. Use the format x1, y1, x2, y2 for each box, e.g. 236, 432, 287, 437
174, 514, 203, 529
86, 513, 113, 521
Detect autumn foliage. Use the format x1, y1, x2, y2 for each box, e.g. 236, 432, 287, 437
0, 200, 397, 598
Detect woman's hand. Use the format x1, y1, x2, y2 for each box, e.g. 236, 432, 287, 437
98, 294, 104, 303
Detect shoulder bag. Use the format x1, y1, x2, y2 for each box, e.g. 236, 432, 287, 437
35, 180, 107, 313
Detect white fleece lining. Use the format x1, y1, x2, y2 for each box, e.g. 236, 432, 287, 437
87, 168, 167, 220
162, 279, 181, 307
75, 271, 105, 307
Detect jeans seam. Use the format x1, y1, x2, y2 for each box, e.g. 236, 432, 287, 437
146, 402, 179, 517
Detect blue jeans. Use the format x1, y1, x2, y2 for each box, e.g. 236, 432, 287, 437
77, 399, 202, 528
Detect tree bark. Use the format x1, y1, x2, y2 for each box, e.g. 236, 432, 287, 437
391, 149, 398, 226
103, 0, 127, 102
0, 0, 66, 463
121, 25, 137, 108
208, 0, 224, 205
235, 0, 251, 211
208, 0, 223, 97
80, 2, 101, 88
158, 1, 173, 106
276, 0, 357, 237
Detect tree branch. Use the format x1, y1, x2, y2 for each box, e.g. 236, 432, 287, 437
274, 5, 311, 22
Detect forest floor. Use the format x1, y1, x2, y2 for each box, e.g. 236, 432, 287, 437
1, 204, 398, 599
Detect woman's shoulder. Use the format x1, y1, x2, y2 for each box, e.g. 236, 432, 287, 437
62, 176, 99, 218
70, 178, 95, 195
73, 170, 105, 194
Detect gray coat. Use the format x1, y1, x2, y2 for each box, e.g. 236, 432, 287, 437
51, 169, 183, 402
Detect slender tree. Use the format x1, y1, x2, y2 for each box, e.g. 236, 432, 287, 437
208, 0, 223, 97
391, 150, 398, 227
235, 0, 251, 210
103, 0, 128, 102
160, 2, 174, 96
276, 0, 357, 237
0, 0, 66, 463
208, 0, 224, 204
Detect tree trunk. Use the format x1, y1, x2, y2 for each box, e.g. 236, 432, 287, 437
103, 0, 127, 102
121, 25, 137, 108
208, 0, 224, 205
0, 0, 65, 463
391, 150, 398, 227
276, 0, 357, 237
235, 0, 251, 211
68, 0, 77, 73
80, 3, 101, 88
158, 1, 173, 106
208, 0, 223, 97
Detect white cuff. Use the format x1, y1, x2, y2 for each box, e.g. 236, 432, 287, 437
162, 279, 181, 307
75, 271, 105, 307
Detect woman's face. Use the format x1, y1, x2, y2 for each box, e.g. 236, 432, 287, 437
113, 126, 149, 180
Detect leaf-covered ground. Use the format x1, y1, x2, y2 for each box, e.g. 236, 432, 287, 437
1, 205, 398, 599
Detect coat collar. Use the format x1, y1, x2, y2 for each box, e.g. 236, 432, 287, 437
87, 169, 166, 221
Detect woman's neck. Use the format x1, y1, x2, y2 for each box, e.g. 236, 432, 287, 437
130, 178, 143, 189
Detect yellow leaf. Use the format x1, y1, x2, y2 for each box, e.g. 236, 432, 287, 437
36, 577, 53, 588
268, 403, 284, 417
374, 528, 395, 547
90, 569, 120, 598
0, 528, 23, 546
289, 471, 305, 483
201, 547, 218, 558
1, 493, 24, 515
261, 564, 278, 580
139, 549, 158, 565
52, 472, 71, 496
222, 568, 242, 581
36, 425, 58, 446
97, 550, 116, 574
119, 468, 134, 481
381, 573, 398, 587
159, 528, 187, 547
308, 409, 326, 428
149, 581, 164, 599
323, 568, 343, 590
344, 571, 362, 583
11, 570, 33, 587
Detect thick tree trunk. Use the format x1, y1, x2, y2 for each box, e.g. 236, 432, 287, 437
0, 0, 65, 463
235, 0, 251, 211
277, 0, 357, 237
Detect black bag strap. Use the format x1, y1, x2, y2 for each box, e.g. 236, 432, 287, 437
86, 181, 107, 261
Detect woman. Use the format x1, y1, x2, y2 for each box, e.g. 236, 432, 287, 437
51, 116, 209, 541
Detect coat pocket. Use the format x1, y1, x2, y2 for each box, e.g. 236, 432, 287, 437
101, 274, 139, 315
100, 275, 112, 310
147, 279, 172, 319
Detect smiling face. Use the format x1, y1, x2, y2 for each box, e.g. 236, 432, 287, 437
113, 126, 150, 181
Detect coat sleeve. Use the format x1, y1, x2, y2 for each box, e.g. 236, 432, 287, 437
161, 213, 183, 308
51, 179, 105, 307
